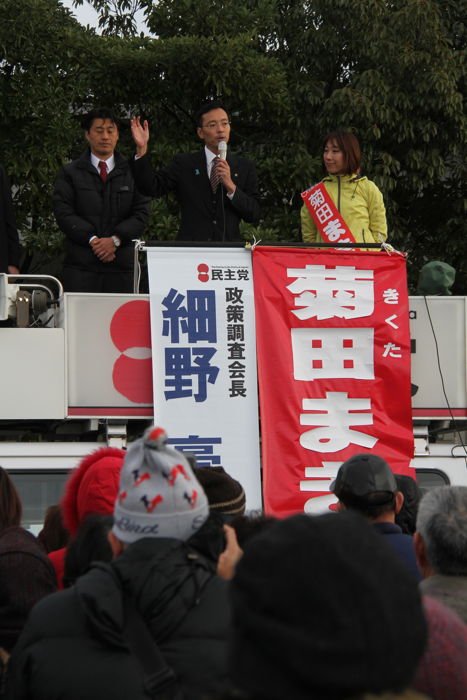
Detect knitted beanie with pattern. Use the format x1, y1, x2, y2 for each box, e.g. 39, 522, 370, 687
113, 427, 209, 544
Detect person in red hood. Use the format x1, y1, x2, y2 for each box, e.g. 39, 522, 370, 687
48, 447, 125, 588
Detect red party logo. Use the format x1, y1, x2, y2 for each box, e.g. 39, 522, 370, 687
110, 300, 153, 404
197, 263, 209, 282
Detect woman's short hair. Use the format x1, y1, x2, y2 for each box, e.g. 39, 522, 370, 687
322, 130, 361, 175
0, 467, 22, 530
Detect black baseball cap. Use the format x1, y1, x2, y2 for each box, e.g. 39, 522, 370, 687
330, 454, 397, 504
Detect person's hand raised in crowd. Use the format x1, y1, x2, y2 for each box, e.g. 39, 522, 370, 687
217, 524, 243, 580
130, 116, 150, 158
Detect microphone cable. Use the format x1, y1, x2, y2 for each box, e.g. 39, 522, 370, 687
217, 143, 227, 243
221, 181, 226, 242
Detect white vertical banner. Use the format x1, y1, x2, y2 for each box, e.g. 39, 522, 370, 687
146, 246, 262, 509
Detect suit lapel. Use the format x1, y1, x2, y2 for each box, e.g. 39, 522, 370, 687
227, 153, 242, 190
192, 150, 208, 181
192, 151, 215, 214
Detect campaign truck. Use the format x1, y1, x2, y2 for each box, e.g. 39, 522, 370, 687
0, 272, 465, 531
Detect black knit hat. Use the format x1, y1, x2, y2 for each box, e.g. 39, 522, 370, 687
230, 512, 427, 700
194, 466, 246, 516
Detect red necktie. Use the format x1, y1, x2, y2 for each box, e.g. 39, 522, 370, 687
98, 160, 108, 183
210, 158, 220, 192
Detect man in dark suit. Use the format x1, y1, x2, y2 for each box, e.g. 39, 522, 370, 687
53, 108, 150, 293
130, 102, 260, 242
0, 165, 20, 274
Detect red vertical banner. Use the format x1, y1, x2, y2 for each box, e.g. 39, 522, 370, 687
252, 247, 414, 517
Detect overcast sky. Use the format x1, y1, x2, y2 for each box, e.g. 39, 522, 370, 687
60, 0, 147, 33
61, 0, 100, 28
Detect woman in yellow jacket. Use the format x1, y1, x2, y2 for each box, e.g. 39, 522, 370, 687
301, 130, 388, 245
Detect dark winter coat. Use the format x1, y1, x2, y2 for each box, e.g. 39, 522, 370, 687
53, 150, 150, 272
0, 527, 56, 653
6, 517, 230, 700
372, 522, 421, 582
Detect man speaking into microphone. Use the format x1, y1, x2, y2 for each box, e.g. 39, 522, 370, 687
130, 101, 260, 242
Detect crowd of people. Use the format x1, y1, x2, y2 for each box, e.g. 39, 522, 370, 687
0, 100, 464, 697
0, 429, 466, 700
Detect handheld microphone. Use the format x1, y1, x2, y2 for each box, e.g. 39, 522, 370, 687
218, 141, 227, 160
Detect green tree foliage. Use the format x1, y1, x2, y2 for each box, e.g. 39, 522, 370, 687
0, 0, 97, 268
261, 0, 466, 287
0, 0, 465, 289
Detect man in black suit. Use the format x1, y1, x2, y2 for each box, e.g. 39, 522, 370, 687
0, 165, 20, 274
130, 102, 260, 242
53, 108, 150, 293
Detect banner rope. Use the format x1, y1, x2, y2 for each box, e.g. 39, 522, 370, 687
378, 234, 407, 258
132, 239, 145, 293
246, 236, 262, 251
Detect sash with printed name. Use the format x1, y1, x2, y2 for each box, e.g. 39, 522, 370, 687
301, 182, 356, 245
